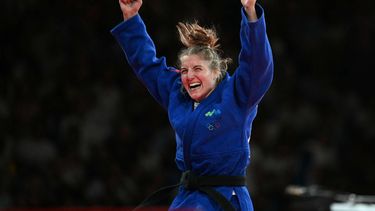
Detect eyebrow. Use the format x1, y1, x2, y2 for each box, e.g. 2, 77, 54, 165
180, 65, 203, 69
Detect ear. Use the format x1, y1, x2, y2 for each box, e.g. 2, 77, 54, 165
214, 69, 225, 83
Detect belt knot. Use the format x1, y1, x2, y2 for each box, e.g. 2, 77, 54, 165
180, 170, 199, 189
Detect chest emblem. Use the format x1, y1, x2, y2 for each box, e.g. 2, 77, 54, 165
205, 109, 221, 117
204, 108, 222, 131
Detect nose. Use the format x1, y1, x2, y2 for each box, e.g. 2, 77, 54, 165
187, 69, 195, 79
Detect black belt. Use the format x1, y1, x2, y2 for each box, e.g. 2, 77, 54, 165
133, 171, 246, 211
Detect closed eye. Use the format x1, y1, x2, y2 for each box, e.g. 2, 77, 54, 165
180, 68, 188, 75
193, 66, 203, 72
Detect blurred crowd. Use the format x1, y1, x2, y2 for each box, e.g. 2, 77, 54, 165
1, 0, 374, 210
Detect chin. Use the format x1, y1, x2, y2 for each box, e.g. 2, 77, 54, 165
188, 91, 204, 102
192, 96, 203, 102
189, 94, 200, 102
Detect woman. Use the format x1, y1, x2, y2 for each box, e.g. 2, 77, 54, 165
111, 0, 273, 210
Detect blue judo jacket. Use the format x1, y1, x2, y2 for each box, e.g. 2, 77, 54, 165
111, 4, 273, 211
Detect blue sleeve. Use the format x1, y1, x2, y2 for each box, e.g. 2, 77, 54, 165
232, 4, 274, 110
110, 14, 179, 110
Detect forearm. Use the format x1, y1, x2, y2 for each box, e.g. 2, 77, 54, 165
235, 4, 274, 107
111, 15, 158, 75
244, 5, 258, 22
111, 15, 178, 109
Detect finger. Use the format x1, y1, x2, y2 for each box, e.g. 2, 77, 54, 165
122, 0, 132, 4
120, 0, 131, 5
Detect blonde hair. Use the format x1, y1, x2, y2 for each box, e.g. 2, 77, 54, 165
176, 21, 232, 83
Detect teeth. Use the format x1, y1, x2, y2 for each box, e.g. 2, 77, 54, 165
189, 83, 201, 90
190, 83, 200, 87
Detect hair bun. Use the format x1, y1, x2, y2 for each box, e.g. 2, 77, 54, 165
177, 22, 220, 49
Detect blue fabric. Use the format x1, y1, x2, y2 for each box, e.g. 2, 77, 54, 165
111, 4, 273, 211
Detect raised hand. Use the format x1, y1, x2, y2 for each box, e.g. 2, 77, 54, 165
119, 0, 143, 20
241, 0, 258, 21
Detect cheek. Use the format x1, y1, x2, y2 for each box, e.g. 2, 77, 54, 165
203, 73, 217, 87
181, 76, 189, 87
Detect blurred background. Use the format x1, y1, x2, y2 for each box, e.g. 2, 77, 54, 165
1, 0, 374, 210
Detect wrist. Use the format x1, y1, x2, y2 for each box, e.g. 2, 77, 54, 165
123, 13, 136, 21
244, 6, 257, 22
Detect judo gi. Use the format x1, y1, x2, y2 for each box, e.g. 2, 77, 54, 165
111, 4, 274, 211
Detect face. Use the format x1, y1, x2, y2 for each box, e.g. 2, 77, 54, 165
180, 54, 219, 102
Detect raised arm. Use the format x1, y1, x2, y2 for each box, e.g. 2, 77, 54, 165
112, 0, 179, 110
232, 1, 274, 109
241, 0, 258, 22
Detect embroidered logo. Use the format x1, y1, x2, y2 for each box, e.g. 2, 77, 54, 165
204, 108, 222, 131
205, 109, 221, 117
207, 122, 221, 131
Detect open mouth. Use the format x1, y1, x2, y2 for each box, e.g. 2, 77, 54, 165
189, 83, 201, 91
